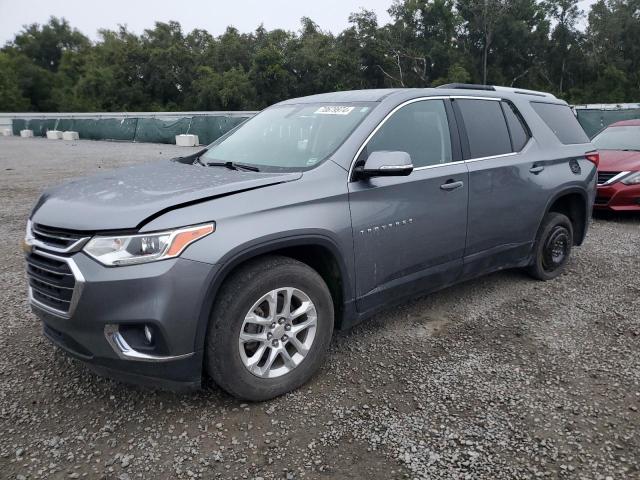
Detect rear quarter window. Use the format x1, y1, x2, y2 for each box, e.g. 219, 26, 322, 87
530, 102, 590, 145
502, 102, 530, 151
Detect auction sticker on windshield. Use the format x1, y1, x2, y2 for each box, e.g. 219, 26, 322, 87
315, 106, 355, 115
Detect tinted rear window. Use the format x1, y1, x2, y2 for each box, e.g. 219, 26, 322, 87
457, 99, 512, 158
530, 102, 589, 144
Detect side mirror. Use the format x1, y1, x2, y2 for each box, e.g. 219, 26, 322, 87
355, 151, 414, 178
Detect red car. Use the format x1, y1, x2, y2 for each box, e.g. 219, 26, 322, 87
592, 119, 640, 211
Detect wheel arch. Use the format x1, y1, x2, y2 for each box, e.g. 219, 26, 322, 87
194, 234, 355, 354
542, 188, 590, 246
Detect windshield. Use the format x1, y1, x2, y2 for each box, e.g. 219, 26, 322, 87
201, 103, 373, 171
592, 125, 640, 151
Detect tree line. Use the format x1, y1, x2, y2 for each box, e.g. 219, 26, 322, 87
1, 0, 638, 112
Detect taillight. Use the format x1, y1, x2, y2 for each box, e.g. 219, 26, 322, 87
585, 151, 600, 168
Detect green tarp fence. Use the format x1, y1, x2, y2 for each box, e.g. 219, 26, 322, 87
575, 106, 640, 138
11, 113, 253, 145
189, 116, 247, 145
11, 108, 640, 144
133, 117, 190, 144
12, 118, 58, 137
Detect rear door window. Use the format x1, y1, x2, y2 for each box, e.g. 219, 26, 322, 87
456, 99, 512, 158
502, 102, 530, 151
530, 102, 589, 144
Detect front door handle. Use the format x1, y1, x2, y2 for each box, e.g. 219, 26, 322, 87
440, 180, 464, 191
529, 165, 545, 174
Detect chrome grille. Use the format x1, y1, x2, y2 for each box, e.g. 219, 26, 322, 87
31, 223, 89, 251
26, 250, 83, 317
597, 171, 621, 185
27, 251, 75, 313
25, 221, 88, 317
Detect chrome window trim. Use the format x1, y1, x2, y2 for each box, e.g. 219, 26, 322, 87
463, 137, 533, 163
348, 95, 523, 180
379, 164, 414, 170
28, 248, 85, 319
413, 160, 466, 171
104, 324, 194, 363
413, 135, 533, 168
464, 151, 520, 164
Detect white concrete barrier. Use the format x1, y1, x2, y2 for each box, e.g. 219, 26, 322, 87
62, 131, 80, 141
176, 134, 199, 147
46, 130, 63, 140
2, 128, 12, 136
20, 130, 34, 138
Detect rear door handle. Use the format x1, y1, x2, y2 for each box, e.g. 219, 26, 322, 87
440, 180, 464, 191
529, 165, 545, 174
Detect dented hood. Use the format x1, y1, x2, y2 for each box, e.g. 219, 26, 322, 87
31, 161, 302, 231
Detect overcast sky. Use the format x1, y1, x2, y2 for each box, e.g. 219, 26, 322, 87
0, 0, 598, 45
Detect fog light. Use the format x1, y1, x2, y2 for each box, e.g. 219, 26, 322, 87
144, 326, 153, 344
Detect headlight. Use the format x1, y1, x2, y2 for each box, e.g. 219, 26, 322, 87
83, 223, 215, 266
622, 172, 640, 185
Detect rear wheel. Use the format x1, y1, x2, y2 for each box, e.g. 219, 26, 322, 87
206, 256, 334, 401
527, 212, 573, 281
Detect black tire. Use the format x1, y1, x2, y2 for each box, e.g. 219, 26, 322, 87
205, 255, 334, 401
527, 212, 574, 281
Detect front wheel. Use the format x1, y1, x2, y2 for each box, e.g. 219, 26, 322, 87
205, 256, 334, 401
527, 212, 574, 281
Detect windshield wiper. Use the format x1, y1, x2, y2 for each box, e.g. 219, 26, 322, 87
205, 161, 261, 172
172, 148, 209, 165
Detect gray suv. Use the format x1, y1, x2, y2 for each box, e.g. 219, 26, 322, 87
25, 85, 597, 400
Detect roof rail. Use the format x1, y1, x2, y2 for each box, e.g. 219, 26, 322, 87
493, 86, 556, 99
437, 83, 556, 99
437, 83, 495, 91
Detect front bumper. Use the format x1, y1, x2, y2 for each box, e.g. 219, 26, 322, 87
594, 182, 640, 211
29, 249, 218, 390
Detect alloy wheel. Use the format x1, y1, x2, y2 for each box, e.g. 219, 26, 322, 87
238, 287, 317, 378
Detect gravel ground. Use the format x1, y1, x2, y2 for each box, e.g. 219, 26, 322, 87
0, 136, 639, 480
